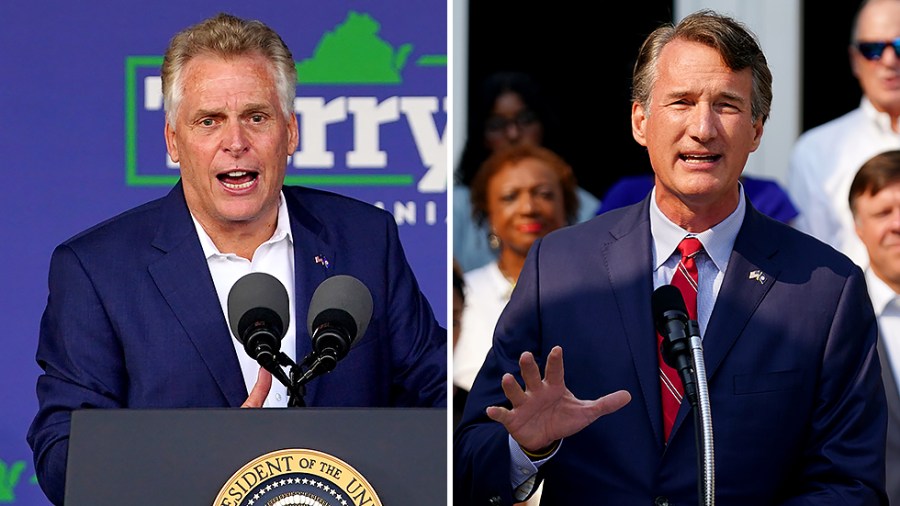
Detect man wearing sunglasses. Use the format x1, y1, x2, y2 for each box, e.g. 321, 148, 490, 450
788, 0, 900, 269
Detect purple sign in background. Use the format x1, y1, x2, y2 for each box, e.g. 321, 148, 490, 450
0, 2, 446, 503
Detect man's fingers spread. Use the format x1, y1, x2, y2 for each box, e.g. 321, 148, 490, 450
500, 372, 527, 407
519, 351, 543, 390
592, 389, 632, 417
544, 346, 565, 385
486, 405, 510, 424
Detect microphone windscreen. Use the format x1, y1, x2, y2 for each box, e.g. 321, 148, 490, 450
227, 272, 290, 340
651, 284, 688, 331
307, 275, 374, 344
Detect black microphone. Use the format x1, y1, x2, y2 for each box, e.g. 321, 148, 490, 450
651, 284, 699, 407
227, 272, 291, 377
306, 275, 373, 374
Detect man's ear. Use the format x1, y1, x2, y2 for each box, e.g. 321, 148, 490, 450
286, 113, 299, 156
749, 118, 764, 153
165, 121, 179, 163
631, 101, 648, 147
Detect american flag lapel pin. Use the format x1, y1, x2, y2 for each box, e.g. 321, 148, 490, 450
314, 255, 330, 269
748, 269, 767, 284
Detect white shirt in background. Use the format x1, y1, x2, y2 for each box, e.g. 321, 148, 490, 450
788, 97, 900, 268
865, 269, 900, 395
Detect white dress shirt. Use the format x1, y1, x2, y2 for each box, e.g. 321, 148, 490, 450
865, 269, 900, 395
192, 192, 296, 408
788, 97, 900, 268
649, 186, 745, 335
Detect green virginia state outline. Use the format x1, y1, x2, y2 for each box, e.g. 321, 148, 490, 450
296, 11, 413, 84
124, 10, 446, 187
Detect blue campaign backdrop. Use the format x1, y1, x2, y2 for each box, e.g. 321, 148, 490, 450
0, 1, 446, 504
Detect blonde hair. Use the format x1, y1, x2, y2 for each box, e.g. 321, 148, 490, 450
161, 12, 296, 125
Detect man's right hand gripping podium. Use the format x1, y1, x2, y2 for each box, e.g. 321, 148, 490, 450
454, 9, 888, 505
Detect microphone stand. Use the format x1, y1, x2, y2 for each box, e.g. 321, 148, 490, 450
268, 351, 339, 407
686, 320, 714, 506
264, 352, 307, 407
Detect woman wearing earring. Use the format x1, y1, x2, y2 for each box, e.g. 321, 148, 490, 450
453, 144, 578, 398
453, 71, 599, 273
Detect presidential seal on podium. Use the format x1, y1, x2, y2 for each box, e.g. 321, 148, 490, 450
214, 448, 382, 506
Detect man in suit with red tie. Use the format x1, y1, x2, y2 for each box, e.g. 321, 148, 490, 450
454, 10, 888, 505
849, 150, 900, 506
27, 14, 446, 506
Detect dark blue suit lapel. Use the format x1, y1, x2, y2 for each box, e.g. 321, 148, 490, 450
283, 188, 334, 404
605, 198, 663, 446
147, 183, 247, 406
670, 204, 780, 437
701, 205, 779, 382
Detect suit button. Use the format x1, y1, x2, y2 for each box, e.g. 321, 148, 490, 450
488, 496, 502, 505
654, 497, 669, 506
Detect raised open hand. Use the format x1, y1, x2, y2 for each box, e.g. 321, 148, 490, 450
486, 346, 631, 452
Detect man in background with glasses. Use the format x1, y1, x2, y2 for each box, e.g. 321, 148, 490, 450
788, 0, 900, 268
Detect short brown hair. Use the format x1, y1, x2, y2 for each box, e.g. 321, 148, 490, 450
632, 9, 772, 124
469, 144, 579, 226
161, 13, 296, 125
849, 150, 900, 215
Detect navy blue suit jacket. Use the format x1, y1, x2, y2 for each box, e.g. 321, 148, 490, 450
28, 183, 446, 505
455, 196, 887, 505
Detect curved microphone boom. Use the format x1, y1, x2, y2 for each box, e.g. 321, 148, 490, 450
306, 275, 374, 375
651, 284, 698, 407
227, 272, 291, 384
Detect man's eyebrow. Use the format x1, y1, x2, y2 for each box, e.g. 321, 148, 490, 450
719, 90, 748, 104
241, 103, 276, 113
660, 89, 748, 104
191, 107, 224, 119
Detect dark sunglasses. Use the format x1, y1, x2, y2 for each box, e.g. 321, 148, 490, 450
856, 38, 900, 61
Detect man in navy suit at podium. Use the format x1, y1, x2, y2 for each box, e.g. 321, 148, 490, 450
27, 13, 446, 505
455, 10, 887, 505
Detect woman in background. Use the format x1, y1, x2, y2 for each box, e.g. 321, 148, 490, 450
453, 71, 598, 272
453, 143, 578, 397
454, 144, 579, 506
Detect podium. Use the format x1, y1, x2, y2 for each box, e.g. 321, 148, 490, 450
65, 408, 446, 505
